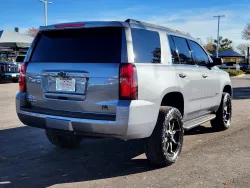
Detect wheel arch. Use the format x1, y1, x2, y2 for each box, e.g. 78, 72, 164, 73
160, 91, 185, 116
223, 85, 232, 96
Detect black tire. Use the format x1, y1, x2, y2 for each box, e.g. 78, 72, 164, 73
45, 130, 82, 148
12, 78, 19, 83
145, 106, 184, 166
0, 69, 3, 83
211, 92, 232, 131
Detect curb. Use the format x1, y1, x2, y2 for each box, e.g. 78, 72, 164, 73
233, 74, 246, 78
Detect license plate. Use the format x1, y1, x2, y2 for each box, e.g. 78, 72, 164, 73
11, 74, 16, 77
56, 78, 76, 92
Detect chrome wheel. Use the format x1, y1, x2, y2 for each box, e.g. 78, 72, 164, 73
211, 92, 232, 131
162, 118, 182, 158
145, 107, 184, 166
223, 96, 232, 127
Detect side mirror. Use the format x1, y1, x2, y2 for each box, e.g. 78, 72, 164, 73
208, 56, 223, 67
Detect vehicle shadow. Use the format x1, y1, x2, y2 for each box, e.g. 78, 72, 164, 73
233, 87, 250, 100
185, 125, 219, 136
0, 80, 15, 84
1, 124, 224, 187
0, 126, 157, 188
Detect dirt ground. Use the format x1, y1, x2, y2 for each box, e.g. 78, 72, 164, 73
1, 75, 250, 188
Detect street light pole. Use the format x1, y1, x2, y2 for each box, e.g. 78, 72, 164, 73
213, 15, 225, 58
40, 0, 52, 26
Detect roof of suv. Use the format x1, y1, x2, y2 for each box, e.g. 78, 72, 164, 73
39, 18, 194, 40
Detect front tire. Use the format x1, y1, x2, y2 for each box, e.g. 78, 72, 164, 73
12, 78, 18, 83
45, 130, 82, 148
211, 92, 232, 131
145, 107, 184, 166
0, 69, 3, 83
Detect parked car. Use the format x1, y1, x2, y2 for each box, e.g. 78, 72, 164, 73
0, 56, 19, 83
16, 19, 232, 166
238, 62, 249, 72
220, 63, 241, 70
15, 54, 26, 70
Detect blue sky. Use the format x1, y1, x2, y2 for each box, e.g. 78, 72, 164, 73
1, 0, 250, 46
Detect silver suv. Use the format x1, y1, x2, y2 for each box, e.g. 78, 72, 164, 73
16, 19, 232, 166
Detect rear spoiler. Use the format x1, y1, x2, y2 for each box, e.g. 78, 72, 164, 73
39, 21, 129, 31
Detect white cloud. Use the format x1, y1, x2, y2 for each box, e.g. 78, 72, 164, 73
144, 8, 249, 45
95, 5, 249, 45
6, 4, 248, 46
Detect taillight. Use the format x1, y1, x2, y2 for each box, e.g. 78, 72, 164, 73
19, 62, 28, 92
55, 23, 85, 28
119, 63, 138, 100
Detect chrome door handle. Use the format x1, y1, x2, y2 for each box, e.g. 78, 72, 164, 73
179, 73, 187, 78
202, 74, 208, 78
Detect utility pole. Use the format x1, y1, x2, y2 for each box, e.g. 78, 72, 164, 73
40, 0, 52, 26
247, 47, 250, 64
213, 15, 225, 58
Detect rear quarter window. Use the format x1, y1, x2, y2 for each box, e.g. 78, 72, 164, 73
131, 29, 161, 63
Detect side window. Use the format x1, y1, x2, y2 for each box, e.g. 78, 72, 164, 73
131, 29, 161, 63
172, 36, 194, 65
167, 35, 179, 64
188, 40, 209, 66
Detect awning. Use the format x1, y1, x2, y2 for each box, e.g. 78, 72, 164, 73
0, 30, 33, 48
216, 50, 245, 58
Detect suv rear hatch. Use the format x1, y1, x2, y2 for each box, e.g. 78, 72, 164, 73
23, 27, 126, 120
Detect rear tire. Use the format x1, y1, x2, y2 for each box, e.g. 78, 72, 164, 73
210, 92, 232, 131
45, 130, 82, 148
0, 69, 3, 83
144, 106, 184, 166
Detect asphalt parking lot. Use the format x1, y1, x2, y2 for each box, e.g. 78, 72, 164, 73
1, 75, 250, 188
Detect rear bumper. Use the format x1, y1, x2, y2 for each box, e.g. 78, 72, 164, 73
16, 92, 158, 140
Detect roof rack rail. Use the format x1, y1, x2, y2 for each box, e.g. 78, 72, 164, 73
125, 19, 191, 37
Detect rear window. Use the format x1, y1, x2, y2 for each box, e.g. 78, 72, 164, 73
131, 29, 161, 63
30, 27, 123, 63
16, 56, 25, 62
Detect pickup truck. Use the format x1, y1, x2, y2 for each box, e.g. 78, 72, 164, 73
0, 56, 19, 83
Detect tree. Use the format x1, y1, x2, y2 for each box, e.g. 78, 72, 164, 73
27, 28, 39, 37
236, 43, 249, 55
242, 23, 250, 41
203, 36, 233, 54
151, 48, 161, 63
213, 36, 233, 52
203, 37, 215, 54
